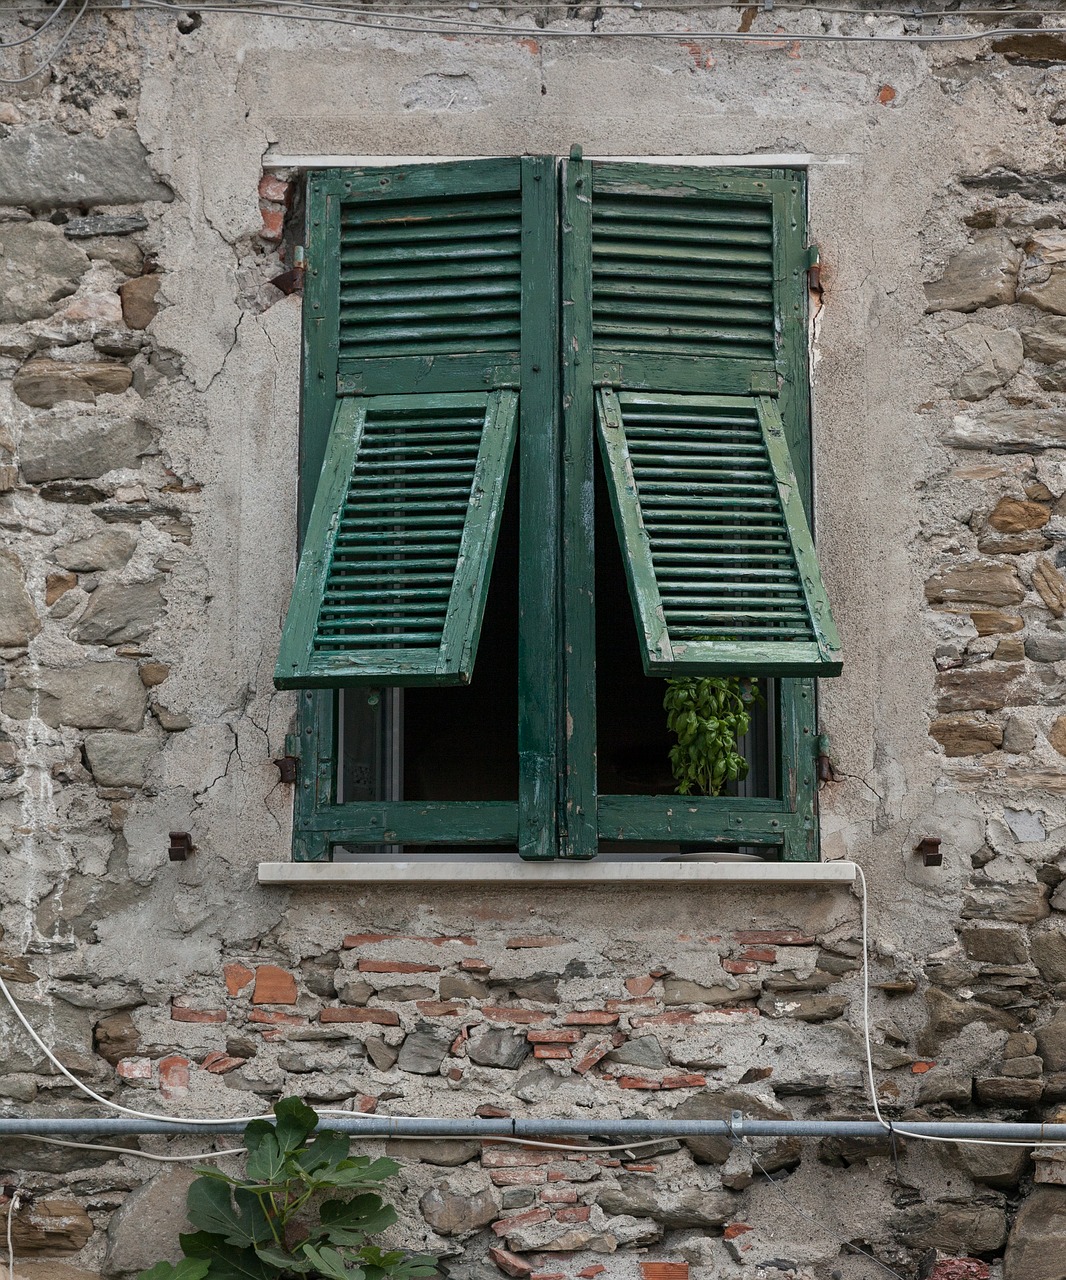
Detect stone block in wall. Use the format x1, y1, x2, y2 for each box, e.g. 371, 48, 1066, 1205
925, 564, 1026, 608
384, 1139, 480, 1166
73, 580, 163, 646
55, 529, 137, 573
83, 732, 154, 788
947, 323, 1023, 399
919, 990, 1018, 1055
14, 359, 133, 408
1022, 314, 1066, 363
1037, 1009, 1066, 1072
396, 1023, 450, 1074
924, 232, 1021, 312
102, 1170, 194, 1276
19, 412, 154, 483
118, 275, 161, 330
929, 717, 1003, 757
0, 549, 40, 647
1, 661, 148, 730
988, 497, 1050, 533
0, 222, 89, 323
895, 1202, 1007, 1255
1003, 1186, 1066, 1280
1031, 925, 1066, 983
3, 1201, 93, 1256
945, 408, 1066, 452
672, 1090, 799, 1169
961, 884, 1050, 924
467, 1028, 530, 1070
594, 1177, 734, 1228
419, 1183, 498, 1237
92, 1011, 140, 1066
1019, 231, 1066, 314
952, 1141, 1030, 1189
0, 124, 172, 208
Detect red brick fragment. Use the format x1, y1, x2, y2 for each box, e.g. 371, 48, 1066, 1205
117, 1057, 152, 1080
319, 1007, 399, 1025
527, 1028, 581, 1043
641, 1265, 689, 1280
252, 964, 298, 1005
343, 932, 475, 948
540, 1186, 577, 1204
488, 1249, 534, 1278
201, 1051, 245, 1075
562, 1011, 619, 1026
661, 1073, 706, 1089
477, 1104, 511, 1118
224, 961, 254, 995
572, 1040, 613, 1074
446, 1066, 464, 1082
171, 1001, 227, 1023
626, 975, 656, 996
724, 959, 758, 975
633, 1012, 695, 1027
250, 1009, 306, 1026
739, 947, 776, 963
878, 84, 897, 104
912, 1061, 935, 1074
596, 1158, 621, 1167
416, 1001, 463, 1016
490, 1169, 547, 1187
462, 958, 492, 972
483, 1006, 550, 1024
158, 1054, 190, 1100
260, 207, 284, 241
358, 959, 441, 974
492, 1208, 551, 1235
723, 1223, 754, 1240
258, 173, 291, 203
534, 1045, 571, 1059
531, 1273, 565, 1280
732, 930, 814, 945
506, 936, 568, 948
554, 1205, 590, 1223
356, 1094, 378, 1113
482, 1148, 553, 1168
624, 1163, 659, 1172
927, 1261, 991, 1280
618, 1076, 661, 1090
578, 1268, 607, 1279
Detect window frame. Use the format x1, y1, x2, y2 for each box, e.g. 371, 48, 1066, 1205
287, 157, 821, 864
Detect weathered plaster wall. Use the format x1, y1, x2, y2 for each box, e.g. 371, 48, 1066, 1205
2, 6, 1066, 1280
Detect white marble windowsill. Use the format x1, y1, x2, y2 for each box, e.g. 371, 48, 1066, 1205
258, 860, 858, 887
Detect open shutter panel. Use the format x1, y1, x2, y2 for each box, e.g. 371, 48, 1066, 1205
276, 160, 523, 689
589, 163, 841, 679
596, 390, 841, 677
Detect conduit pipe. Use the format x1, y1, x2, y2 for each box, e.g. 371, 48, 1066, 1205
3, 1117, 1066, 1141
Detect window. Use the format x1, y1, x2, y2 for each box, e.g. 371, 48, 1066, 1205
275, 155, 841, 864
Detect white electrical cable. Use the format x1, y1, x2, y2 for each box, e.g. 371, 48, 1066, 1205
4, 1189, 18, 1280
0, 0, 89, 86
0, 0, 71, 49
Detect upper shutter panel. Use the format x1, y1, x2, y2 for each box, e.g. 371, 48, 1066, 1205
596, 389, 841, 678
276, 161, 525, 690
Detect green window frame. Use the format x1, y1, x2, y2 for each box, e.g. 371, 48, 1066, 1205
278, 155, 839, 863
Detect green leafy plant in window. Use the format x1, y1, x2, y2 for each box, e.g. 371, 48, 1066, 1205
137, 1097, 437, 1280
664, 675, 761, 797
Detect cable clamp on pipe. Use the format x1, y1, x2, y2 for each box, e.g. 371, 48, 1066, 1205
730, 1109, 745, 1139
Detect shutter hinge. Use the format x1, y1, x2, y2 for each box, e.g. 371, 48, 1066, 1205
269, 244, 306, 296
805, 244, 822, 293
815, 732, 834, 784
274, 733, 300, 785
749, 369, 778, 396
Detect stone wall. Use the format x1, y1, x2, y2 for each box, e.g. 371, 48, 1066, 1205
2, 6, 1066, 1280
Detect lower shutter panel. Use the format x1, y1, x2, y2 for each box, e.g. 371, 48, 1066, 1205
276, 389, 518, 688
596, 389, 841, 677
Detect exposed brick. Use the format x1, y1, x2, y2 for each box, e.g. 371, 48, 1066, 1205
252, 964, 298, 1005
527, 1029, 582, 1043
540, 1186, 578, 1204
260, 206, 284, 241
116, 1057, 152, 1080
596, 1158, 621, 1167
201, 1051, 245, 1074
355, 1094, 378, 1113
562, 1011, 619, 1026
632, 1012, 696, 1027
641, 1266, 689, 1280
724, 960, 758, 975
733, 930, 814, 945
249, 1009, 307, 1026
490, 1169, 548, 1187
158, 1054, 190, 1100
343, 932, 475, 948
723, 1223, 754, 1240
578, 1269, 607, 1279
912, 1061, 935, 1073
319, 1007, 399, 1025
477, 1104, 511, 1118
624, 1163, 659, 1172
573, 1040, 614, 1074
534, 1045, 571, 1059
618, 1076, 661, 1090
224, 961, 254, 995
531, 1273, 566, 1280
416, 1001, 463, 1016
483, 1148, 553, 1167
662, 1074, 707, 1089
461, 958, 491, 972
492, 1208, 551, 1235
483, 1006, 550, 1024
446, 1067, 464, 1082
506, 936, 569, 948
171, 1001, 226, 1023
488, 1249, 534, 1278
739, 947, 776, 963
357, 959, 441, 974
554, 1205, 590, 1223
626, 976, 656, 996
258, 173, 291, 203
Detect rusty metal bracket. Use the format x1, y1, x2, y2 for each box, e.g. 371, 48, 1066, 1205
274, 755, 299, 785
914, 837, 942, 868
168, 832, 194, 862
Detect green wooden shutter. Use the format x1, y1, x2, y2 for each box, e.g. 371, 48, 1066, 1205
276, 160, 523, 689
587, 163, 842, 679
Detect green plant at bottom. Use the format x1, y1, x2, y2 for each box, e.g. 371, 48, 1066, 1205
137, 1097, 437, 1280
664, 674, 761, 797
